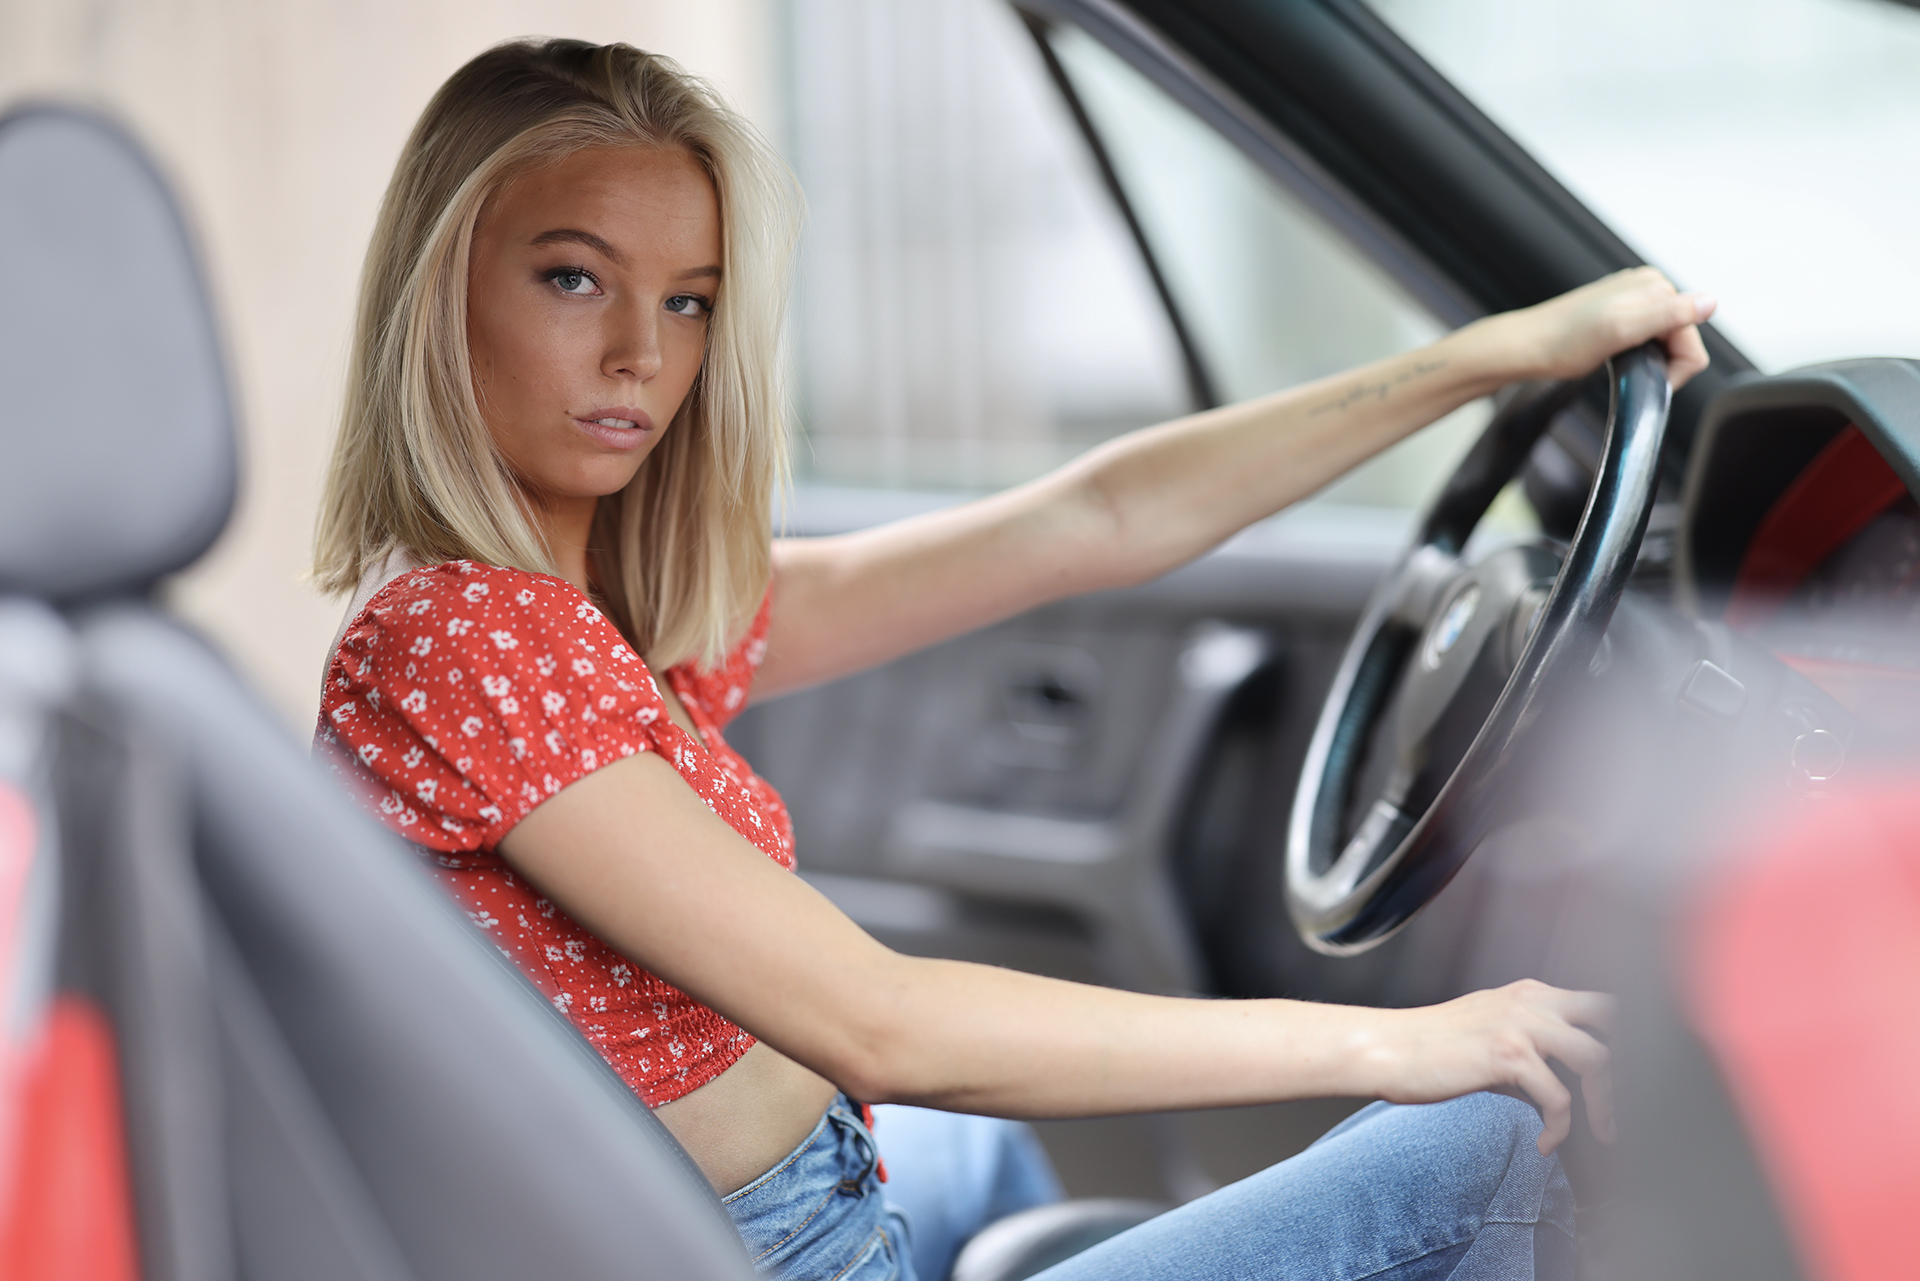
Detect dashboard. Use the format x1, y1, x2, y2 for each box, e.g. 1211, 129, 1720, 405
1678, 358, 1920, 734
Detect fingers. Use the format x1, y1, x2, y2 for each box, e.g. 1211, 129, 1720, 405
1502, 982, 1619, 1152
1508, 1050, 1575, 1156
1664, 295, 1714, 389
1550, 987, 1618, 1036
1581, 1053, 1617, 1147
1531, 1020, 1617, 1145
1621, 272, 1713, 388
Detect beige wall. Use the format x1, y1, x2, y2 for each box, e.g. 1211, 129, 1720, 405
0, 0, 777, 729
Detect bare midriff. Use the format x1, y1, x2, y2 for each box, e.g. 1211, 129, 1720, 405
654, 1041, 840, 1195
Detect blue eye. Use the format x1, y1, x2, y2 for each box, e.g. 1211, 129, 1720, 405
666, 294, 712, 319
545, 267, 599, 296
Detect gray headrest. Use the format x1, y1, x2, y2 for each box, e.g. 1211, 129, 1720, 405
0, 105, 236, 601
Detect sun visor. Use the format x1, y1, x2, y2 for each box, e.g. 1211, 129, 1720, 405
0, 106, 236, 602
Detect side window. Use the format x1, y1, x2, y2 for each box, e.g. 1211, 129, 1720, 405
782, 0, 1504, 516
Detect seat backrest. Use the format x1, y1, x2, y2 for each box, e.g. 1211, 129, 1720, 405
0, 104, 753, 1281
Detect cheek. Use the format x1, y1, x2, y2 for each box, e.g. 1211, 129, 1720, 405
665, 326, 709, 400
471, 307, 569, 411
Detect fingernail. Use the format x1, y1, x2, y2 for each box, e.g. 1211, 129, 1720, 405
1692, 293, 1718, 322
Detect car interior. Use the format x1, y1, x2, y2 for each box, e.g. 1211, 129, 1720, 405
3, 1, 1915, 1278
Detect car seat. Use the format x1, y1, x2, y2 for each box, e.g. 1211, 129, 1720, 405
0, 103, 753, 1281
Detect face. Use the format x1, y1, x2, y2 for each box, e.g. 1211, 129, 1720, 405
467, 145, 721, 518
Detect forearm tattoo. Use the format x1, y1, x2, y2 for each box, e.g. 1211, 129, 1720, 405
1308, 357, 1449, 417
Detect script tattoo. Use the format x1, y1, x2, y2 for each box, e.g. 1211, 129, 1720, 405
1308, 358, 1449, 417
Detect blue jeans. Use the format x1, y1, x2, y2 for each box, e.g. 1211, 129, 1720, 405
723, 1093, 1573, 1281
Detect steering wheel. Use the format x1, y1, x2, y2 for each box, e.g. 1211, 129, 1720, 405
1286, 344, 1672, 955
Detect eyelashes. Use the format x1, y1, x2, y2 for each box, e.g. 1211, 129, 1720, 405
544, 266, 601, 296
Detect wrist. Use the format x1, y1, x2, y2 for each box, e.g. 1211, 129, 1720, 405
1320, 1003, 1406, 1100
1444, 308, 1548, 392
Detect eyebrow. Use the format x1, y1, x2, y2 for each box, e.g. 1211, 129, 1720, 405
529, 229, 722, 285
530, 228, 626, 265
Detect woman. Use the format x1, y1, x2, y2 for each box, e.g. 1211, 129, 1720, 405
314, 38, 1712, 1281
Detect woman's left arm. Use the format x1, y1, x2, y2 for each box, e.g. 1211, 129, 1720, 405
754, 268, 1714, 699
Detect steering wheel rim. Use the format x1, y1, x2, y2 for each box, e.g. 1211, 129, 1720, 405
1286, 343, 1673, 956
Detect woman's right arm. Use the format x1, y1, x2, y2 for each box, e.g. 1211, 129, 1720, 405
500, 750, 1613, 1155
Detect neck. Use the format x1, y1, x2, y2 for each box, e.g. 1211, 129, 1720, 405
533, 492, 599, 594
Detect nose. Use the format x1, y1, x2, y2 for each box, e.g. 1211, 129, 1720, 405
602, 297, 662, 384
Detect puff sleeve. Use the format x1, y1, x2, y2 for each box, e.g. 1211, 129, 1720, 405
320, 561, 669, 853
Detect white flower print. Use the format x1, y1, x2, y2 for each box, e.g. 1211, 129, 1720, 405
460, 716, 485, 738
469, 908, 500, 930
463, 581, 490, 603
416, 779, 439, 803
516, 589, 535, 606
572, 657, 596, 677
575, 601, 598, 621
564, 940, 586, 962
330, 703, 357, 723
497, 696, 520, 715
490, 630, 519, 651
447, 617, 473, 637
406, 598, 433, 616
409, 634, 434, 657
611, 964, 632, 987
508, 737, 527, 760
541, 690, 567, 717
400, 688, 427, 714
552, 992, 573, 1012
403, 746, 425, 769
536, 655, 558, 677
545, 944, 564, 962
357, 743, 383, 765
580, 748, 597, 770
482, 674, 512, 697
544, 730, 565, 756
599, 695, 617, 711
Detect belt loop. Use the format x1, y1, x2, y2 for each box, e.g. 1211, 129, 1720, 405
846, 1097, 889, 1183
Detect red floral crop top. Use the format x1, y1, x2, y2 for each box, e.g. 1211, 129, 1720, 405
315, 559, 794, 1107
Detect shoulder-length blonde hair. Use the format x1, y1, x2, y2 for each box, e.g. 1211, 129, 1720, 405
314, 38, 798, 671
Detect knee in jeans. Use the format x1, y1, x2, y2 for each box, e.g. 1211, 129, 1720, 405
1444, 1091, 1548, 1159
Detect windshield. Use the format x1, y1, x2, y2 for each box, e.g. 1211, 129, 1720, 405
1371, 0, 1920, 372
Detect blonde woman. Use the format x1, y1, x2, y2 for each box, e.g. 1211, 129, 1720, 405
316, 39, 1713, 1281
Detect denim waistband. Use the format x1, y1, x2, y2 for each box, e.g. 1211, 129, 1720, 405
722, 1094, 913, 1280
